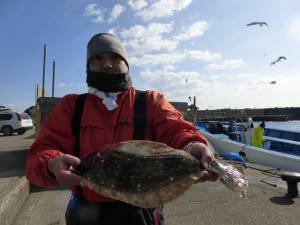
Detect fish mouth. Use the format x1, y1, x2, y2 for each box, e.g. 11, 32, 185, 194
75, 151, 102, 175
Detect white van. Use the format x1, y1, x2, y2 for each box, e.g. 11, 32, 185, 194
0, 109, 34, 136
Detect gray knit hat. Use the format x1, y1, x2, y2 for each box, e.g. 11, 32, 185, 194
87, 33, 129, 68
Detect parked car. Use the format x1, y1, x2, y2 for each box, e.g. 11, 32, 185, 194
0, 110, 34, 136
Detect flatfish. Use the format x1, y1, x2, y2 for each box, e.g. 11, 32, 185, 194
76, 140, 248, 208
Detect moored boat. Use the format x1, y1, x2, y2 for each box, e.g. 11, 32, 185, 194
196, 121, 300, 173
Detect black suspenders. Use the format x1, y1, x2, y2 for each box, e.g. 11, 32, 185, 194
71, 93, 87, 157
69, 91, 164, 225
133, 90, 147, 140
71, 90, 147, 157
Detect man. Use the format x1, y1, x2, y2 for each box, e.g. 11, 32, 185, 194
241, 118, 254, 145
227, 120, 238, 141
26, 33, 216, 225
252, 121, 265, 148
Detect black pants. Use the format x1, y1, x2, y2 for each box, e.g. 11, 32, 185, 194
65, 194, 164, 225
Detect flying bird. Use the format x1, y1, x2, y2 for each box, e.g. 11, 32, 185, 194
246, 22, 268, 27
270, 56, 287, 66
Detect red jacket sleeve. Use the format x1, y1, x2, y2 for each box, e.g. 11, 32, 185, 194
26, 94, 77, 187
148, 91, 207, 149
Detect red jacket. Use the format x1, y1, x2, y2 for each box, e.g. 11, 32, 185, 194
26, 88, 207, 203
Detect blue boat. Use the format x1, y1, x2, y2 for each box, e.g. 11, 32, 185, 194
197, 121, 300, 157
196, 121, 300, 172
264, 128, 300, 157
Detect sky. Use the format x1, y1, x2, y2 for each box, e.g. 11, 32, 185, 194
1, 0, 300, 111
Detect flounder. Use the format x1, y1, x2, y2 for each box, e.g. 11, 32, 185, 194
76, 140, 248, 208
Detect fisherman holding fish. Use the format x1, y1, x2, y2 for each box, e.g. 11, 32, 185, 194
26, 33, 218, 225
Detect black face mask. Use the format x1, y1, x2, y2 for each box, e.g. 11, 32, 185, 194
86, 70, 132, 92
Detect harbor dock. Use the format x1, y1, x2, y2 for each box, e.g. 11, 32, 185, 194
0, 130, 299, 225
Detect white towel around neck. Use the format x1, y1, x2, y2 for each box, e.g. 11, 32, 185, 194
88, 87, 120, 111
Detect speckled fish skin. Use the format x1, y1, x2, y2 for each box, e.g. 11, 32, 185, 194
76, 140, 201, 194
76, 140, 248, 208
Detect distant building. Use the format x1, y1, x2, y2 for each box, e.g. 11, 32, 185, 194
170, 102, 188, 112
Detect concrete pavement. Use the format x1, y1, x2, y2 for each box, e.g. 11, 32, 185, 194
11, 164, 300, 225
0, 128, 35, 151
0, 129, 34, 225
1, 130, 299, 225
164, 165, 300, 225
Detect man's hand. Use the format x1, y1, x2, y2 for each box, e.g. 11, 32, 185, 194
47, 154, 82, 186
186, 142, 218, 182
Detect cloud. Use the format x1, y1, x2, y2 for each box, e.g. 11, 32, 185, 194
112, 19, 210, 55
120, 22, 174, 38
130, 53, 185, 66
129, 50, 222, 67
135, 0, 192, 21
287, 16, 300, 43
108, 4, 125, 23
127, 0, 148, 11
117, 22, 177, 53
138, 67, 204, 101
83, 4, 106, 23
107, 27, 117, 34
174, 20, 208, 41
136, 68, 300, 109
57, 82, 83, 88
125, 36, 178, 54
187, 50, 222, 61
205, 59, 245, 71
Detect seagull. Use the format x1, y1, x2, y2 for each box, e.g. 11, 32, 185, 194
270, 56, 287, 66
246, 22, 268, 27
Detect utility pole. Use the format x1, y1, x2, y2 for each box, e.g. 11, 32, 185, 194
193, 96, 197, 125
42, 44, 47, 97
35, 84, 37, 105
51, 61, 55, 97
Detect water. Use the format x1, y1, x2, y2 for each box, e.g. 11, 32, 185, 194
265, 120, 300, 133
198, 120, 300, 133
252, 120, 300, 157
